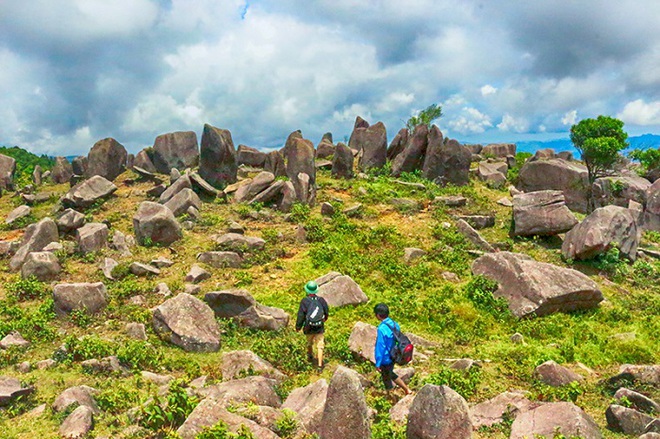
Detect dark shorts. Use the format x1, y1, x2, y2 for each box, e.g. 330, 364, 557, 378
379, 363, 398, 390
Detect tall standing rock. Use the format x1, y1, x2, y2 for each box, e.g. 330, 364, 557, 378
152, 131, 199, 174
356, 122, 387, 171
406, 384, 472, 439
286, 137, 316, 204
391, 124, 428, 177
423, 130, 471, 185
71, 156, 88, 176
282, 130, 303, 157
51, 157, 74, 184
331, 142, 354, 179
387, 128, 409, 161
134, 149, 157, 173
320, 366, 371, 439
348, 116, 370, 150
32, 165, 43, 186
199, 124, 238, 189
264, 150, 286, 177
61, 176, 118, 209
562, 205, 639, 261
282, 379, 328, 435
86, 138, 128, 181
0, 154, 16, 190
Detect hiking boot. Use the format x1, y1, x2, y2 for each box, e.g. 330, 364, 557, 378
307, 353, 315, 363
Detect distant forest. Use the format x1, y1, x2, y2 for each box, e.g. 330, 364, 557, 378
0, 145, 55, 188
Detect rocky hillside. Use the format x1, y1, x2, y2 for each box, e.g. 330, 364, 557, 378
0, 119, 658, 439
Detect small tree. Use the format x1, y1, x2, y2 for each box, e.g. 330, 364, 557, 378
570, 115, 628, 211
406, 104, 443, 132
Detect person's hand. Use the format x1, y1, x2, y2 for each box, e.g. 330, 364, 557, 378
376, 367, 381, 372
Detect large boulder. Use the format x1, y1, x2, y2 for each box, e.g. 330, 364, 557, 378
214, 233, 265, 253
133, 201, 182, 246
86, 137, 128, 181
195, 376, 281, 408
56, 208, 86, 233
237, 144, 267, 167
21, 251, 61, 281
177, 398, 280, 439
472, 252, 603, 317
606, 404, 657, 435
197, 251, 242, 268
614, 388, 660, 414
0, 154, 16, 190
513, 190, 578, 236
562, 205, 639, 261
534, 360, 583, 387
470, 391, 537, 429
406, 384, 472, 439
510, 402, 602, 439
59, 405, 94, 439
75, 223, 109, 254
61, 175, 118, 209
151, 131, 199, 174
286, 137, 316, 204
71, 156, 87, 176
482, 143, 516, 157
356, 122, 387, 171
477, 161, 508, 188
164, 188, 201, 217
320, 366, 371, 439
315, 272, 368, 307
331, 142, 354, 179
52, 385, 99, 414
220, 350, 286, 381
391, 124, 428, 177
10, 217, 59, 271
205, 289, 289, 331
199, 124, 237, 189
518, 158, 590, 213
159, 174, 192, 203
51, 156, 74, 184
0, 377, 33, 407
152, 293, 221, 352
423, 133, 471, 186
53, 282, 108, 315
592, 175, 651, 208
282, 379, 328, 435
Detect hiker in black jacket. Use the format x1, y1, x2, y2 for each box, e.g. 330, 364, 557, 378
295, 281, 329, 370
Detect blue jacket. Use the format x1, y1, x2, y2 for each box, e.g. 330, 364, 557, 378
375, 317, 400, 368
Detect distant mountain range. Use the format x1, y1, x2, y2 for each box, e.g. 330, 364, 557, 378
515, 133, 660, 158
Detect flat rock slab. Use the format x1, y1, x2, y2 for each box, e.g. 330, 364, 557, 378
534, 360, 583, 387
606, 404, 657, 436
194, 376, 281, 408
197, 251, 242, 268
61, 175, 117, 209
214, 233, 265, 253
510, 401, 602, 439
472, 252, 603, 318
470, 391, 537, 429
204, 289, 289, 331
315, 272, 368, 307
0, 377, 34, 407
220, 350, 286, 382
152, 293, 220, 352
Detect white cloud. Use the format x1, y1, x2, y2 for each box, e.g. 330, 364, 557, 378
562, 110, 578, 125
617, 99, 660, 125
497, 114, 529, 133
447, 107, 493, 135
481, 85, 497, 96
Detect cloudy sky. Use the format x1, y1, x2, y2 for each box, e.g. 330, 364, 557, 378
1, 0, 660, 156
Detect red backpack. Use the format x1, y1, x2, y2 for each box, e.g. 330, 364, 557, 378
385, 321, 414, 365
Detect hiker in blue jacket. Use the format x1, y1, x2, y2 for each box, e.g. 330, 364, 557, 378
374, 303, 412, 395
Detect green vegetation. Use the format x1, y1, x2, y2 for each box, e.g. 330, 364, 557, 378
629, 147, 660, 173
570, 116, 628, 210
0, 145, 55, 188
406, 103, 443, 132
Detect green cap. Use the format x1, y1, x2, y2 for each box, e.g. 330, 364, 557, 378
304, 281, 318, 295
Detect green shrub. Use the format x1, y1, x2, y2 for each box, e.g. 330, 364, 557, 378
533, 381, 583, 403
6, 276, 48, 301
289, 202, 311, 223
275, 409, 300, 438
424, 366, 482, 399
96, 381, 144, 414
140, 379, 198, 431
59, 335, 115, 363
464, 276, 510, 320
69, 308, 93, 328
117, 340, 163, 371
0, 298, 56, 341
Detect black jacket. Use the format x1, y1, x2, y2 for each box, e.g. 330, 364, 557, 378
295, 295, 329, 334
